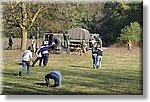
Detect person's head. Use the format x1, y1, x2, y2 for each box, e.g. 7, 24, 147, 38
27, 46, 32, 50
32, 36, 35, 39
94, 36, 97, 39
93, 43, 97, 47
10, 35, 13, 38
96, 44, 100, 48
53, 38, 60, 46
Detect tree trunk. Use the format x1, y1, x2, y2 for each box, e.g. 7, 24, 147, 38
21, 26, 28, 50
21, 3, 28, 50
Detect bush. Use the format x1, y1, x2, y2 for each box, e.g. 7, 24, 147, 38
118, 21, 142, 47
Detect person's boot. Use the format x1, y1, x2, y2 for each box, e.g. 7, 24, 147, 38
93, 64, 96, 68
96, 66, 99, 69
19, 71, 21, 76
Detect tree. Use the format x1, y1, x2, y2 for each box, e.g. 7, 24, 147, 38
91, 1, 143, 46
3, 1, 143, 48
3, 1, 45, 50
118, 21, 142, 47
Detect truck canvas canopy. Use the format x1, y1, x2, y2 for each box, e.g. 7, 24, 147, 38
68, 28, 90, 40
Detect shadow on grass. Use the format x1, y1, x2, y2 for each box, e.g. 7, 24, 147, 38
2, 82, 91, 95
34, 83, 46, 86
70, 65, 91, 69
3, 72, 18, 76
18, 62, 22, 65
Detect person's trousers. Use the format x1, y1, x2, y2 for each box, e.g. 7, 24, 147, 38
96, 56, 103, 68
43, 53, 49, 67
20, 60, 30, 75
32, 57, 43, 67
45, 73, 60, 87
7, 45, 12, 49
92, 54, 97, 65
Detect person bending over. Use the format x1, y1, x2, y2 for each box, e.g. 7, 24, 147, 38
45, 70, 62, 87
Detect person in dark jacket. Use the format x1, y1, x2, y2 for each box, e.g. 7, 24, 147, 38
45, 70, 62, 87
95, 44, 103, 69
39, 42, 55, 67
91, 43, 97, 68
7, 36, 13, 50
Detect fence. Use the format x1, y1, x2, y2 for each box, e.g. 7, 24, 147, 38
1, 37, 43, 50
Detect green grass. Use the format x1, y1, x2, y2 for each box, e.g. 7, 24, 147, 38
1, 48, 143, 95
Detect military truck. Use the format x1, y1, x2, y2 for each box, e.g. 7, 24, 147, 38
43, 33, 69, 53
43, 28, 90, 53
67, 28, 90, 51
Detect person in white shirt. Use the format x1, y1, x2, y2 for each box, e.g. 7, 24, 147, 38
32, 45, 44, 67
19, 46, 33, 76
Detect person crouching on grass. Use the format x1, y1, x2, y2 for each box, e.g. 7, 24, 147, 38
45, 70, 62, 87
95, 44, 103, 69
19, 46, 33, 76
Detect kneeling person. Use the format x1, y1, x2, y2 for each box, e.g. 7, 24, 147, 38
45, 70, 62, 87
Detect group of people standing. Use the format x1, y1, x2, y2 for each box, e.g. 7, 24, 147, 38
92, 44, 103, 69
91, 37, 103, 69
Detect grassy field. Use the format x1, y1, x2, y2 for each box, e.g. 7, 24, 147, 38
1, 47, 143, 95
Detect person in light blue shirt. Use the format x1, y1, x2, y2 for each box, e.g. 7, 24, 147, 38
45, 70, 62, 87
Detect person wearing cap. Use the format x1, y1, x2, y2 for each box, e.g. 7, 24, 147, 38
45, 70, 62, 87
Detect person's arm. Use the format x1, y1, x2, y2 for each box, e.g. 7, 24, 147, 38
38, 46, 45, 54
37, 48, 41, 55
29, 51, 33, 62
48, 43, 55, 49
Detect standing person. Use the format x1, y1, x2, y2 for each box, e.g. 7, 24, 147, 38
94, 36, 102, 48
127, 39, 132, 51
32, 45, 44, 67
39, 42, 56, 67
80, 41, 87, 55
19, 46, 33, 76
7, 36, 13, 50
45, 70, 62, 87
91, 43, 97, 68
95, 44, 103, 69
31, 35, 36, 52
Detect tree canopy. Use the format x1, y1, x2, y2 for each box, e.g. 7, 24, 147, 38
2, 1, 143, 48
